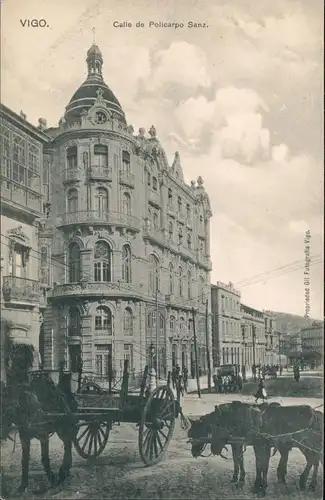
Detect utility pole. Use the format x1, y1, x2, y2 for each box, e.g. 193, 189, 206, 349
155, 288, 159, 382
205, 299, 212, 393
252, 324, 256, 380
192, 307, 201, 398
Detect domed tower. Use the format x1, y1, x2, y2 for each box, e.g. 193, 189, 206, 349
46, 44, 148, 386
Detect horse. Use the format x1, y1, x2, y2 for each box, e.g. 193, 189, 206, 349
1, 342, 78, 493
187, 401, 322, 496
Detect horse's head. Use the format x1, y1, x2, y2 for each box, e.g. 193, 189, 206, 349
187, 407, 230, 458
187, 416, 213, 457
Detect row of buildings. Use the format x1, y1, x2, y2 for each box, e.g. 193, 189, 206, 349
280, 322, 324, 369
1, 43, 320, 383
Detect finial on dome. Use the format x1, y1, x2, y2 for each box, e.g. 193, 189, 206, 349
38, 118, 47, 130
86, 41, 103, 79
92, 26, 96, 43
148, 125, 156, 138
197, 176, 204, 186
191, 180, 196, 188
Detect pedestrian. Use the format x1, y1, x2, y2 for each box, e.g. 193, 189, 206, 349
198, 366, 202, 377
182, 367, 188, 393
252, 364, 256, 381
171, 366, 177, 389
254, 378, 267, 403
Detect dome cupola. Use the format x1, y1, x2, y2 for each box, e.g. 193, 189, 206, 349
64, 43, 126, 124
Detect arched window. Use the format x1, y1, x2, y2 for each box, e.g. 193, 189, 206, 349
168, 188, 172, 208
94, 144, 108, 167
69, 307, 80, 337
95, 187, 108, 215
168, 262, 174, 295
170, 315, 175, 333
122, 245, 131, 283
148, 207, 152, 226
179, 317, 185, 336
153, 212, 159, 229
95, 306, 112, 334
67, 188, 78, 213
168, 221, 173, 238
68, 242, 81, 282
188, 318, 193, 334
124, 308, 133, 335
94, 241, 112, 282
122, 151, 130, 173
186, 204, 191, 222
187, 233, 192, 249
187, 270, 192, 299
67, 146, 77, 169
147, 171, 151, 186
149, 254, 159, 293
152, 177, 158, 191
122, 192, 131, 215
178, 266, 183, 296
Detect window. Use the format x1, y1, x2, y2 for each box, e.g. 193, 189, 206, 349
187, 233, 192, 249
95, 187, 108, 214
188, 318, 193, 334
168, 262, 174, 294
178, 228, 183, 245
68, 242, 81, 282
122, 192, 131, 215
149, 254, 160, 293
67, 188, 78, 213
152, 177, 158, 191
124, 308, 133, 335
122, 245, 131, 282
168, 222, 173, 238
170, 316, 175, 333
67, 146, 77, 168
148, 207, 152, 226
8, 245, 26, 278
147, 172, 151, 186
94, 144, 108, 167
168, 188, 172, 208
95, 344, 112, 377
122, 151, 130, 173
187, 270, 192, 299
199, 215, 203, 223
69, 307, 80, 337
95, 306, 112, 334
40, 245, 49, 284
186, 203, 191, 221
177, 196, 182, 213
179, 317, 185, 336
68, 345, 81, 373
178, 266, 183, 296
124, 344, 134, 371
94, 241, 112, 282
153, 212, 159, 229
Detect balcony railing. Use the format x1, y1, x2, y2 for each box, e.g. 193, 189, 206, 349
89, 166, 112, 181
63, 168, 81, 183
2, 276, 41, 306
56, 210, 140, 232
119, 170, 135, 187
142, 226, 166, 247
52, 281, 145, 299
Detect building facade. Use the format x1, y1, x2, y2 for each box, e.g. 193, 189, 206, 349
0, 104, 50, 367
263, 310, 279, 366
34, 44, 213, 383
301, 321, 324, 368
280, 332, 302, 366
240, 303, 266, 370
211, 281, 241, 367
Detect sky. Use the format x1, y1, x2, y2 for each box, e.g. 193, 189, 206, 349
2, 0, 324, 318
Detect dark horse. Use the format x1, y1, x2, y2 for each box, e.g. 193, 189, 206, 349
188, 401, 322, 497
2, 342, 78, 493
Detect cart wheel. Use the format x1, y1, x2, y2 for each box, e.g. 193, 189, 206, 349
138, 385, 176, 466
79, 382, 103, 394
73, 421, 110, 459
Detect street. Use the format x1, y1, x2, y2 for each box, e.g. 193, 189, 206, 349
1, 391, 323, 500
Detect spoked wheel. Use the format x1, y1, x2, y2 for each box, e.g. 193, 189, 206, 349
73, 421, 110, 459
79, 382, 103, 394
138, 385, 176, 466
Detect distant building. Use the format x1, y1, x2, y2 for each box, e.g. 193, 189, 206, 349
280, 332, 302, 365
301, 321, 324, 368
211, 282, 241, 367
263, 310, 279, 365
241, 304, 266, 370
0, 104, 50, 362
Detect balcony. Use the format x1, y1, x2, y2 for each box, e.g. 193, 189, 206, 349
142, 226, 166, 247
148, 189, 161, 207
1, 182, 42, 215
63, 168, 81, 183
197, 254, 212, 271
2, 276, 41, 308
119, 170, 135, 188
165, 294, 193, 311
89, 165, 112, 181
56, 211, 141, 232
51, 281, 145, 300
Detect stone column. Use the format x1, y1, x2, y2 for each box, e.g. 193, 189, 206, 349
58, 304, 68, 368
80, 249, 92, 281
114, 300, 123, 378
81, 313, 93, 372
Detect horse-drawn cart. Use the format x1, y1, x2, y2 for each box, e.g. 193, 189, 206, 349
62, 361, 183, 466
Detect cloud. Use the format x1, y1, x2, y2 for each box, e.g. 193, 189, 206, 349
147, 41, 211, 91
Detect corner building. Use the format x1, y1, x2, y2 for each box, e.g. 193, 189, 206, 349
42, 44, 213, 384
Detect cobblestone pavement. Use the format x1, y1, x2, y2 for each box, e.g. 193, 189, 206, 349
1, 393, 323, 500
